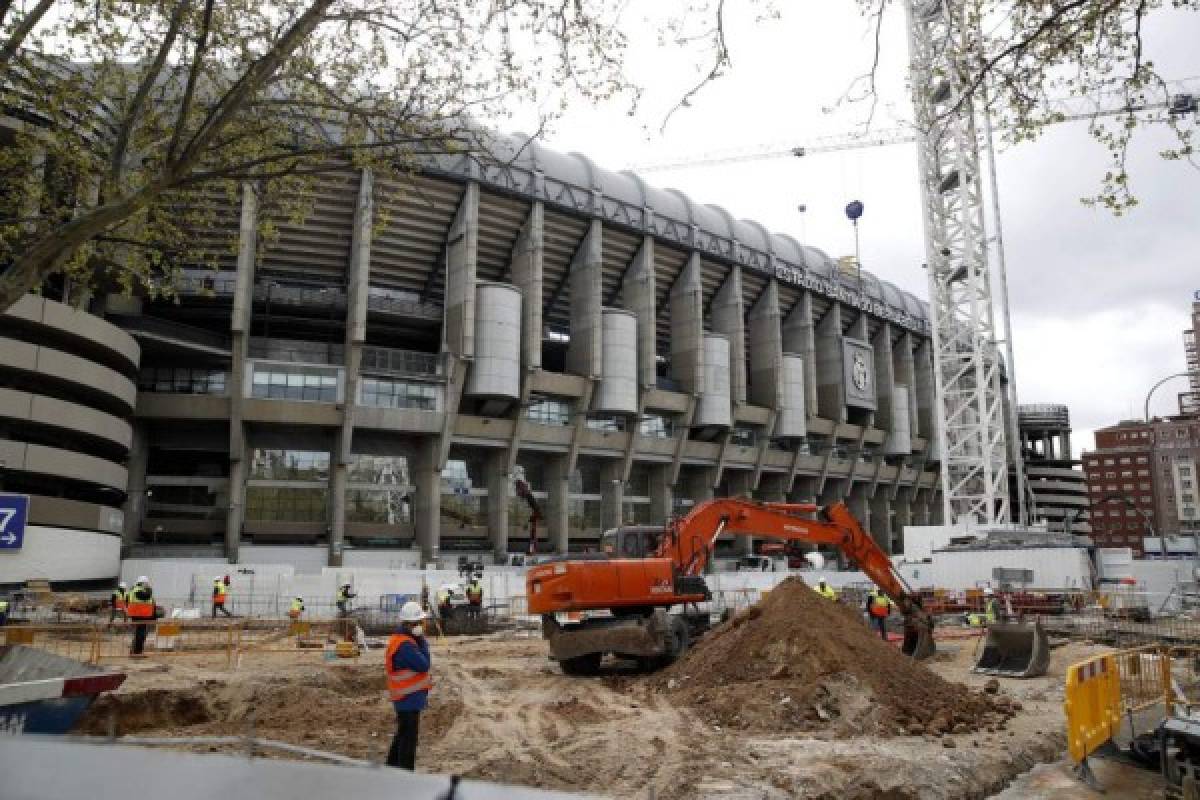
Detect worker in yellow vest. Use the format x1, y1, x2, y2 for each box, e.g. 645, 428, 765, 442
385, 602, 432, 770
814, 578, 838, 601
126, 577, 156, 655
288, 597, 305, 619
212, 576, 233, 618
865, 589, 892, 641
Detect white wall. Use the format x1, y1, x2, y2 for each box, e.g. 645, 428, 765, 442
0, 526, 120, 584
897, 523, 976, 562
912, 547, 1093, 590
239, 545, 327, 574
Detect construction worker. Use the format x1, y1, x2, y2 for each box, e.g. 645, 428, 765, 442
288, 597, 305, 619
465, 573, 484, 614
212, 576, 233, 618
385, 601, 432, 770
436, 584, 454, 619
109, 582, 127, 624
865, 588, 891, 641
336, 583, 357, 617
126, 576, 156, 656
969, 589, 1000, 627
815, 578, 837, 601
0, 596, 9, 626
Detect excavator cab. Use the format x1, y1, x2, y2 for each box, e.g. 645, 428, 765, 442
599, 526, 664, 559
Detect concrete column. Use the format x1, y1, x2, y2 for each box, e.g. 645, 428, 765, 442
648, 465, 673, 523
814, 301, 846, 423
444, 182, 480, 359
782, 292, 818, 417
869, 491, 892, 555
1063, 431, 1072, 460
20, 145, 45, 235
669, 254, 705, 393
710, 266, 747, 405
329, 165, 374, 567
546, 456, 570, 554
848, 483, 871, 536
413, 438, 441, 565
566, 220, 603, 378
914, 338, 936, 442
486, 449, 510, 560
893, 332, 919, 440
224, 183, 258, 563
930, 491, 945, 525
511, 202, 544, 371
893, 489, 914, 555
620, 236, 657, 390
748, 280, 783, 411
726, 470, 755, 556
121, 423, 148, 552
600, 459, 624, 531
872, 322, 895, 434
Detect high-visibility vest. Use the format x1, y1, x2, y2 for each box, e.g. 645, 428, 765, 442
868, 593, 891, 618
0, 600, 8, 613
985, 599, 998, 623
127, 586, 155, 619
385, 632, 432, 701
288, 599, 304, 618
213, 580, 227, 604
437, 590, 450, 605
337, 587, 352, 603
466, 582, 483, 603
112, 590, 126, 611
816, 584, 836, 600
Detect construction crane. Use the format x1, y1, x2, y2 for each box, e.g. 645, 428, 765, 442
626, 81, 1199, 172
627, 2, 1197, 528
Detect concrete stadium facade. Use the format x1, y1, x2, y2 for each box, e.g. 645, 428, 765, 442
5, 135, 944, 573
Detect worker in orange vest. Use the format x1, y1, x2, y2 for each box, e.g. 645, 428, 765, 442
212, 576, 233, 618
865, 588, 892, 641
126, 577, 156, 655
385, 601, 432, 770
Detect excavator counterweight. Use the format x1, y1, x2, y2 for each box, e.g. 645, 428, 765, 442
526, 498, 936, 673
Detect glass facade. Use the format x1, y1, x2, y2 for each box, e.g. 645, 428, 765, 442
250, 449, 330, 481
245, 486, 328, 521
360, 377, 439, 410
251, 366, 339, 402
638, 413, 674, 438
140, 366, 227, 395
587, 415, 626, 433
527, 396, 571, 426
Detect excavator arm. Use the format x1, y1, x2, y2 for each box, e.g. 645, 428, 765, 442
659, 497, 935, 657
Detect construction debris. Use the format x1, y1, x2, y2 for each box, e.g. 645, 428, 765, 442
653, 577, 1017, 737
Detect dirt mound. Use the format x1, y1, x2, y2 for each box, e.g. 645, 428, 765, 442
653, 577, 1016, 737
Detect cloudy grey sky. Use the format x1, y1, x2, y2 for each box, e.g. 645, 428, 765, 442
521, 3, 1200, 457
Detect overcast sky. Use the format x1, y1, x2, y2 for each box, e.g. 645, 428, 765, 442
517, 3, 1200, 458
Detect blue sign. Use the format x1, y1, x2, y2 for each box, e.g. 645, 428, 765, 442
0, 494, 29, 550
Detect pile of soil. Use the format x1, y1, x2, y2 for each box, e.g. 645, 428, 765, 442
77, 665, 462, 760
652, 577, 1018, 737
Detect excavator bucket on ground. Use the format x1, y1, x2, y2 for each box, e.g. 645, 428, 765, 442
902, 618, 937, 660
973, 619, 1051, 678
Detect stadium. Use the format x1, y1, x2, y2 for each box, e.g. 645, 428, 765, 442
0, 134, 942, 583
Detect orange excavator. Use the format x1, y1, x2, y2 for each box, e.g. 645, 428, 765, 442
526, 497, 936, 674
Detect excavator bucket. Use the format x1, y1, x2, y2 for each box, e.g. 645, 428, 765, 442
902, 618, 936, 660
973, 619, 1051, 678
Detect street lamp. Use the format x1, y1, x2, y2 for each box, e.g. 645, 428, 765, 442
1144, 371, 1192, 421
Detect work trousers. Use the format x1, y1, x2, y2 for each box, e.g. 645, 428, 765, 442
212, 602, 232, 618
131, 622, 149, 654
873, 615, 887, 641
386, 709, 421, 770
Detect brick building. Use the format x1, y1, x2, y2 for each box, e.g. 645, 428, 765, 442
1083, 421, 1156, 553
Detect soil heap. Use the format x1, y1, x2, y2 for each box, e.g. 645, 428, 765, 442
653, 577, 1017, 737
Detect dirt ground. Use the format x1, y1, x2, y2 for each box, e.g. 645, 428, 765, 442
71, 626, 1138, 800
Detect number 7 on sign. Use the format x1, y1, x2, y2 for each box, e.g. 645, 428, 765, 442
0, 509, 14, 532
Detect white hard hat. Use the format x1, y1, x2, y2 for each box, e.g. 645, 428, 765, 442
817, 576, 827, 583
137, 576, 149, 584
439, 583, 456, 592
214, 576, 223, 581
118, 582, 127, 589
984, 588, 994, 595
399, 601, 426, 622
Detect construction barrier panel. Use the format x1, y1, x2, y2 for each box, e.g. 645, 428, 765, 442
1064, 653, 1121, 763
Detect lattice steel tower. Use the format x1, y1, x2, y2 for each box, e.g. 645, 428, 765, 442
905, 0, 1012, 527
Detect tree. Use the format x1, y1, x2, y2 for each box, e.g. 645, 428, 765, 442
852, 0, 1198, 213
0, 0, 753, 312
